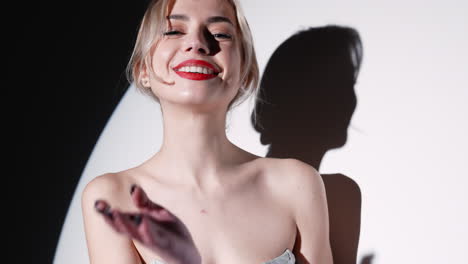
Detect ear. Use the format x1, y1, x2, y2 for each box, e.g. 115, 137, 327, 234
139, 64, 151, 88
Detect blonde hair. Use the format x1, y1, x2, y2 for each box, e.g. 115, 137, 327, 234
126, 0, 259, 113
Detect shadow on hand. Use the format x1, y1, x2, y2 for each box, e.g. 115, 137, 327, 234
251, 25, 373, 264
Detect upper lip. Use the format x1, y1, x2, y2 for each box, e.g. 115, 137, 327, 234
173, 59, 220, 73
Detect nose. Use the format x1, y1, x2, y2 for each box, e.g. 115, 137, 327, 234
183, 30, 210, 55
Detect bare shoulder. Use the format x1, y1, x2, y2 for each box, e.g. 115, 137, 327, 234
258, 157, 324, 195
82, 173, 121, 203
258, 158, 328, 221
81, 172, 134, 211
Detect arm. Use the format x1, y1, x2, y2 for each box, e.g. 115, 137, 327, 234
81, 174, 142, 264
287, 159, 333, 264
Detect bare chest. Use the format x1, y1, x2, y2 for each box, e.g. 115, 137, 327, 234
138, 186, 296, 264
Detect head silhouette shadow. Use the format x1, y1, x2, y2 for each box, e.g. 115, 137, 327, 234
252, 25, 371, 264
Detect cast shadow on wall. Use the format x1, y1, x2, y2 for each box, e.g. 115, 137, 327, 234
251, 25, 374, 264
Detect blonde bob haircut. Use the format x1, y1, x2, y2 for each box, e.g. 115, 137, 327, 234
126, 0, 259, 112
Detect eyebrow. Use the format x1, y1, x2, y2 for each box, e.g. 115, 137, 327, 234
167, 14, 234, 26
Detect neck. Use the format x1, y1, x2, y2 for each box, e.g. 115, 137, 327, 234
149, 102, 243, 190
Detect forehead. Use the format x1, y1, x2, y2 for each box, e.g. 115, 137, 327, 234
169, 0, 236, 23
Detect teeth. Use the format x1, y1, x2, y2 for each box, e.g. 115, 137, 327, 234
177, 66, 215, 74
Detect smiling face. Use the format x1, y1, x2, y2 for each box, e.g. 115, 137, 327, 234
142, 0, 242, 112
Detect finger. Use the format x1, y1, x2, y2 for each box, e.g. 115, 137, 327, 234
130, 184, 163, 210
95, 201, 143, 239
128, 185, 188, 237
94, 202, 121, 232
112, 211, 143, 240
94, 200, 113, 220
130, 185, 176, 222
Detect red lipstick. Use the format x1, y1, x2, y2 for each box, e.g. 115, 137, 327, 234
173, 59, 220, 81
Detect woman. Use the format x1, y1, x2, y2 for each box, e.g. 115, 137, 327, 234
82, 0, 333, 263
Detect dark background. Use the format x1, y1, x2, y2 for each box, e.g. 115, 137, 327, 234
15, 1, 148, 263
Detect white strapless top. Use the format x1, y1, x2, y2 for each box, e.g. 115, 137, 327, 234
150, 249, 295, 264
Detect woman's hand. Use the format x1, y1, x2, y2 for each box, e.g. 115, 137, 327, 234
94, 185, 201, 264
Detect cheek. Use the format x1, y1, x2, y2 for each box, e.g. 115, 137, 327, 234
225, 50, 243, 99
226, 48, 242, 81
151, 45, 174, 75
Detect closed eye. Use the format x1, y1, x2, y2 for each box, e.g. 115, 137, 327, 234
163, 30, 183, 36
212, 33, 232, 39
163, 30, 232, 40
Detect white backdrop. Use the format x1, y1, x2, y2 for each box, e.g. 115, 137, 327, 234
55, 1, 468, 263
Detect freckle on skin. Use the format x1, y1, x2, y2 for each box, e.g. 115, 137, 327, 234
200, 209, 207, 214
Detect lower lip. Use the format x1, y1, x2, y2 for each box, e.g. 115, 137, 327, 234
175, 71, 218, 81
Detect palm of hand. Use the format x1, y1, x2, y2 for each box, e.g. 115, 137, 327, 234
95, 185, 201, 264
